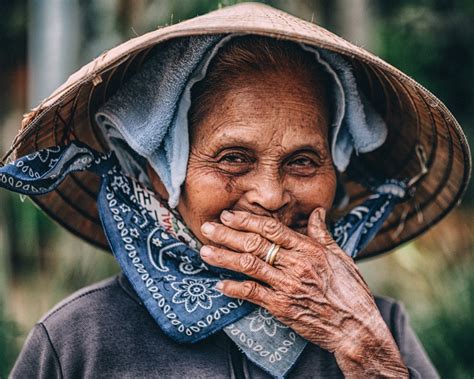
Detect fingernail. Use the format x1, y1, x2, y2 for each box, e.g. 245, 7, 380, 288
318, 208, 326, 221
215, 281, 224, 291
201, 222, 215, 235
221, 210, 234, 222
200, 246, 213, 257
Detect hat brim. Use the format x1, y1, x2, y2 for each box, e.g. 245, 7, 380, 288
3, 3, 471, 259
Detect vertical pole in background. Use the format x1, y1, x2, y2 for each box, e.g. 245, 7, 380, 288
25, 0, 81, 266
334, 0, 374, 50
28, 0, 80, 107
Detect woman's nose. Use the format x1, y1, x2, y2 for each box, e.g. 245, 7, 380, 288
244, 174, 291, 213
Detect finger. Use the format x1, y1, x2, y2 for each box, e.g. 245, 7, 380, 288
216, 279, 273, 307
201, 222, 272, 260
307, 207, 335, 246
200, 246, 290, 288
220, 210, 298, 249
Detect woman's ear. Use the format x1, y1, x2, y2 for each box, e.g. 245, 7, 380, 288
146, 163, 169, 201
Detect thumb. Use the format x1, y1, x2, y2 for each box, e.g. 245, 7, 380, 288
307, 207, 334, 246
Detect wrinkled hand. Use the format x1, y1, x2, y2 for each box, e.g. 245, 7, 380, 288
199, 208, 408, 378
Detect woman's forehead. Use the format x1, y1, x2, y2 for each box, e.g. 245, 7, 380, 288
190, 70, 329, 151
191, 107, 329, 154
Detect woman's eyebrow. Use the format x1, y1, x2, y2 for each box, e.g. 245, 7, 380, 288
285, 141, 328, 152
281, 145, 330, 162
210, 138, 329, 157
209, 134, 259, 150
206, 123, 329, 152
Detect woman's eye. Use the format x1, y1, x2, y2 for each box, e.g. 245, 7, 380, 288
217, 152, 253, 174
289, 157, 313, 166
286, 155, 319, 175
220, 153, 247, 163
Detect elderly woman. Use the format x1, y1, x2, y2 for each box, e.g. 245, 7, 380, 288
3, 3, 470, 379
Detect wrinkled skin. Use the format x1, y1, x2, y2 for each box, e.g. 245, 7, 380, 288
150, 69, 408, 377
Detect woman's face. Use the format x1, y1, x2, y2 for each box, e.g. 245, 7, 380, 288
154, 68, 337, 245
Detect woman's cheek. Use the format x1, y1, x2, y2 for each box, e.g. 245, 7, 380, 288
291, 170, 337, 211
178, 168, 242, 240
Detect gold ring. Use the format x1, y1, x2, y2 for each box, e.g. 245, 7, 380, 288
265, 243, 281, 266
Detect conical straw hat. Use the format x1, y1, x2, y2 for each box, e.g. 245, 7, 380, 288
1, 2, 471, 259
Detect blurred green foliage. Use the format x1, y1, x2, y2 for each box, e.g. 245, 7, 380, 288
375, 1, 474, 198
378, 2, 472, 117
416, 263, 473, 378
0, 301, 20, 378
0, 1, 27, 117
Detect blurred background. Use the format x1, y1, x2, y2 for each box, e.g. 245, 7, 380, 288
0, 0, 472, 377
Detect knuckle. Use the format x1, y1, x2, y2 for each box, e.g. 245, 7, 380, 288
243, 233, 264, 253
242, 281, 260, 299
240, 212, 252, 227
213, 250, 225, 265
263, 219, 284, 238
273, 298, 292, 318
212, 224, 226, 240
239, 253, 261, 275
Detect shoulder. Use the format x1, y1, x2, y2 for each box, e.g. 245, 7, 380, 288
37, 274, 148, 356
39, 275, 140, 328
12, 275, 231, 378
373, 295, 409, 345
373, 294, 405, 318
373, 296, 440, 378
11, 275, 143, 378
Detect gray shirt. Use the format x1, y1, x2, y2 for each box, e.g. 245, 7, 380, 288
10, 274, 438, 378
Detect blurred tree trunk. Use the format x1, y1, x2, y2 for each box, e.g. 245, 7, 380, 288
333, 0, 375, 49
275, 0, 374, 49
28, 0, 80, 106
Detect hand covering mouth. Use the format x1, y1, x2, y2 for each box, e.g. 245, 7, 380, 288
226, 207, 305, 230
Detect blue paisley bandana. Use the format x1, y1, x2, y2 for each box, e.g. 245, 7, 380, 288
0, 142, 408, 378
